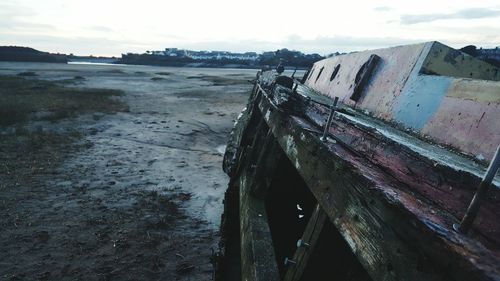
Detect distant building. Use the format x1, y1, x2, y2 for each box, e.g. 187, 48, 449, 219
184, 50, 258, 61
163, 48, 186, 57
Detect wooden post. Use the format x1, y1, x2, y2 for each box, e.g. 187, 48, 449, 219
284, 203, 327, 281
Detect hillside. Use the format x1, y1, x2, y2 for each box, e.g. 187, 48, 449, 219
0, 46, 68, 63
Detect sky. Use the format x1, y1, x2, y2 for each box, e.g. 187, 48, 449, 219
0, 0, 499, 56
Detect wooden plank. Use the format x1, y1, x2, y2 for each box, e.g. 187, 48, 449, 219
300, 101, 500, 247
216, 180, 241, 281
223, 86, 280, 281
284, 203, 327, 281
223, 84, 263, 177
239, 165, 280, 281
249, 129, 284, 198
256, 90, 500, 281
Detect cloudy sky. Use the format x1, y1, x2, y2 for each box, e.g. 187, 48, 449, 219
1, 0, 499, 56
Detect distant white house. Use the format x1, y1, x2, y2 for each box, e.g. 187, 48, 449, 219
148, 48, 259, 61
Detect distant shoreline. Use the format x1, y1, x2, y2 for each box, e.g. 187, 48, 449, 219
67, 61, 122, 66
0, 46, 318, 70
0, 61, 299, 73
67, 60, 309, 71
0, 58, 308, 71
112, 61, 306, 70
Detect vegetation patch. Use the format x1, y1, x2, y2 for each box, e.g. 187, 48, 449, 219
0, 131, 82, 179
193, 75, 249, 86
151, 77, 165, 81
55, 75, 88, 85
155, 72, 171, 76
103, 69, 126, 74
173, 89, 216, 99
0, 75, 128, 126
17, 71, 37, 77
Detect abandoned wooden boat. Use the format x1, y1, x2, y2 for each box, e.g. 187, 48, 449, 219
216, 41, 500, 281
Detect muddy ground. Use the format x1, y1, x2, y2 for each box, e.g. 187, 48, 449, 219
0, 62, 256, 280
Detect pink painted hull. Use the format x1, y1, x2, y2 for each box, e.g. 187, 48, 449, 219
305, 41, 500, 162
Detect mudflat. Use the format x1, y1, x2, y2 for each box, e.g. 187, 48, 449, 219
0, 62, 254, 280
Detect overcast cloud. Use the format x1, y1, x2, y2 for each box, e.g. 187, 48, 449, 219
401, 8, 500, 24
0, 0, 499, 56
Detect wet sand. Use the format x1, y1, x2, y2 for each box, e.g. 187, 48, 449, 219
0, 62, 254, 280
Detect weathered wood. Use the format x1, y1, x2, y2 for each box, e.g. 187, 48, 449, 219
223, 83, 263, 177
249, 129, 284, 199
239, 166, 280, 281
228, 86, 281, 281
284, 203, 327, 281
300, 103, 500, 248
222, 73, 499, 281
276, 78, 500, 248
256, 89, 500, 281
216, 181, 241, 281
220, 84, 281, 281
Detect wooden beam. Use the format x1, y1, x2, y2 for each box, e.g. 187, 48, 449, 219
256, 89, 500, 281
239, 163, 280, 281
284, 203, 327, 281
249, 129, 284, 199
222, 86, 281, 281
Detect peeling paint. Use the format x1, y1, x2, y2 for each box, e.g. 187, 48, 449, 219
264, 110, 270, 122
305, 41, 500, 162
394, 75, 451, 130
340, 112, 500, 187
285, 135, 301, 170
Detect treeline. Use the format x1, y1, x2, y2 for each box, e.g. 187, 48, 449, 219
258, 49, 324, 68
0, 46, 67, 63
118, 48, 324, 69
119, 54, 197, 67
